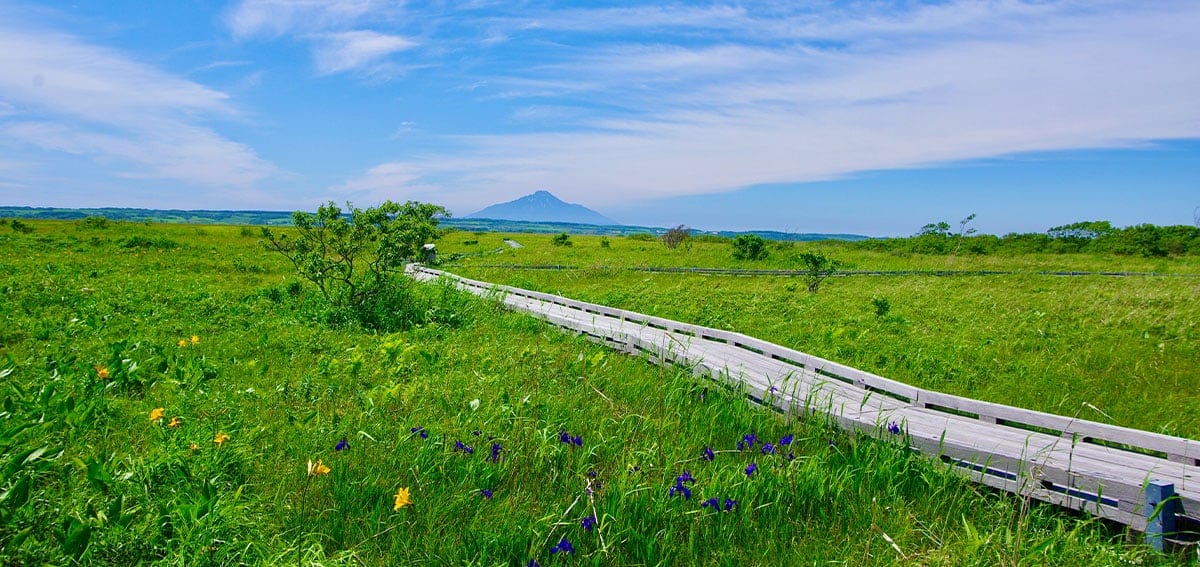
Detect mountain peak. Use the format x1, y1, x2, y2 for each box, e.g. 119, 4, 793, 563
466, 191, 617, 225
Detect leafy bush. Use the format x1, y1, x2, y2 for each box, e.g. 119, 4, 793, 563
262, 200, 448, 331
77, 216, 110, 230
872, 296, 891, 318
599, 237, 611, 248
797, 251, 843, 293
118, 235, 179, 249
730, 234, 769, 261
10, 219, 34, 234
551, 232, 572, 247
625, 232, 654, 241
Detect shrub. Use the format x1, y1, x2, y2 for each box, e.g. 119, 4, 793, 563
661, 225, 691, 250
797, 251, 843, 293
599, 237, 611, 248
77, 216, 109, 230
731, 234, 769, 261
551, 232, 572, 247
239, 226, 256, 237
626, 232, 654, 241
261, 200, 449, 330
872, 296, 891, 318
10, 219, 34, 234
118, 235, 179, 249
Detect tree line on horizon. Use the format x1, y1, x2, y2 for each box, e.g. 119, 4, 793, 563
852, 219, 1200, 257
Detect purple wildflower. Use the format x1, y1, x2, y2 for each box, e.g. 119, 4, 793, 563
559, 430, 571, 444
887, 421, 902, 435
489, 442, 502, 463
669, 483, 692, 499
780, 434, 794, 446
739, 432, 758, 450
745, 462, 758, 477
481, 488, 494, 500
551, 538, 574, 555
581, 515, 596, 531
410, 426, 428, 439
527, 561, 540, 567
761, 443, 776, 456
335, 438, 349, 451
724, 498, 737, 512
587, 469, 597, 479
572, 435, 583, 446
454, 440, 475, 455
676, 470, 695, 484
701, 497, 719, 509
701, 446, 715, 461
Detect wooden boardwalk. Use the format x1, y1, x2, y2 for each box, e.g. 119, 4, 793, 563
410, 265, 1198, 543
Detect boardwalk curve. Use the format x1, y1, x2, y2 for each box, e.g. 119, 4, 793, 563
409, 265, 1198, 544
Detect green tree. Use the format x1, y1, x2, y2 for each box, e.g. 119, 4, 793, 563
261, 200, 448, 312
731, 234, 769, 261
551, 232, 573, 247
797, 251, 843, 293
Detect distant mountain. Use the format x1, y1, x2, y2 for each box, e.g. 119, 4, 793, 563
465, 190, 618, 225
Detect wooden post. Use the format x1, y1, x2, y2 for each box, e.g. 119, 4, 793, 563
1145, 480, 1177, 552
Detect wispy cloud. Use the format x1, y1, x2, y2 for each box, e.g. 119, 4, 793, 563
0, 18, 278, 192
227, 0, 415, 75
337, 1, 1200, 212
313, 30, 416, 75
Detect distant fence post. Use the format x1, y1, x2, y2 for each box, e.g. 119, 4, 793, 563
1145, 480, 1178, 552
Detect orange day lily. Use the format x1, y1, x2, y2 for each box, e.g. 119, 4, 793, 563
393, 487, 411, 511
307, 459, 331, 476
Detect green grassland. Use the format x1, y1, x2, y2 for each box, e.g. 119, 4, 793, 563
0, 220, 1190, 565
444, 231, 1200, 439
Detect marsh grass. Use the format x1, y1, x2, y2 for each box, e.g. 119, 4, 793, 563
449, 234, 1200, 438
0, 221, 1185, 564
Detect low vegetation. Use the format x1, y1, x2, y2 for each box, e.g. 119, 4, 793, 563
0, 219, 1191, 565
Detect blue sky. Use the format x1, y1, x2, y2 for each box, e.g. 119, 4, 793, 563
0, 1, 1196, 236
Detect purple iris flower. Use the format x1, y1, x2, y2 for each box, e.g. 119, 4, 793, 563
761, 443, 776, 455
410, 426, 428, 439
527, 561, 540, 567
738, 432, 758, 450
489, 442, 502, 463
745, 462, 758, 477
481, 488, 493, 499
780, 434, 794, 446
581, 515, 596, 531
724, 498, 737, 512
701, 446, 715, 461
701, 498, 719, 509
887, 421, 902, 435
669, 484, 692, 499
551, 538, 574, 555
676, 470, 694, 484
335, 438, 349, 451
454, 440, 474, 455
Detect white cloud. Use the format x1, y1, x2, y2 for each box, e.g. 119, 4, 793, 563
313, 30, 416, 75
227, 0, 414, 75
0, 21, 278, 190
337, 1, 1200, 211
227, 0, 382, 39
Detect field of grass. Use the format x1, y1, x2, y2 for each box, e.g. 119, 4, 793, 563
0, 220, 1190, 565
443, 231, 1200, 439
